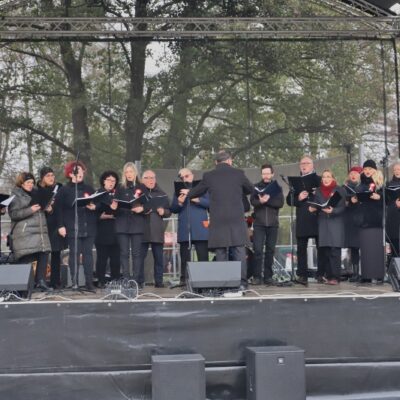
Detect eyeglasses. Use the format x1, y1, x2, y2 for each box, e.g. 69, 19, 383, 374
143, 176, 155, 180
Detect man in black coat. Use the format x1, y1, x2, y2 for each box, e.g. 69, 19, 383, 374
250, 163, 284, 286
188, 150, 254, 288
142, 170, 171, 288
286, 156, 320, 286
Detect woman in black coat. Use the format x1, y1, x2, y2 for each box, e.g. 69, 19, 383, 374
95, 170, 120, 288
56, 161, 97, 291
343, 166, 362, 282
385, 163, 400, 263
309, 169, 346, 285
112, 162, 147, 284
37, 166, 65, 289
351, 159, 385, 283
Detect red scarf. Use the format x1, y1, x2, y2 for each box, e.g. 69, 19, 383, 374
320, 180, 337, 199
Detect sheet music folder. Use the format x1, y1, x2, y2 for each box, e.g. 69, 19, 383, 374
73, 191, 107, 207
307, 191, 342, 209
174, 180, 200, 198
288, 173, 320, 194
254, 180, 282, 198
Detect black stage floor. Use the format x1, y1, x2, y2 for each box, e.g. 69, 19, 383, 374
1, 280, 400, 399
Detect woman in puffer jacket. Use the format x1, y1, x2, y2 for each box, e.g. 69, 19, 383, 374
8, 172, 52, 291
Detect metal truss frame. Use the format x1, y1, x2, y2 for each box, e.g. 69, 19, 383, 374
0, 16, 399, 42
312, 0, 392, 16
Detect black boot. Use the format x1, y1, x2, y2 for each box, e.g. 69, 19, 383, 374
37, 280, 53, 292
349, 264, 360, 283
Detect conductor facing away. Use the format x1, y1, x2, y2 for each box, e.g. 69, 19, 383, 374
188, 150, 254, 289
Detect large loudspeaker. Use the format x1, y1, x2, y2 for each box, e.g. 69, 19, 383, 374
388, 257, 400, 292
246, 346, 306, 400
0, 264, 34, 297
187, 261, 241, 290
151, 354, 205, 400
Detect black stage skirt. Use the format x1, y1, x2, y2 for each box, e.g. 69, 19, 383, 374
360, 227, 385, 280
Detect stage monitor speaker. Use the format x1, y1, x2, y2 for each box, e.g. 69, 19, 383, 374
0, 263, 34, 297
151, 354, 205, 400
187, 261, 241, 289
246, 346, 306, 400
388, 257, 400, 292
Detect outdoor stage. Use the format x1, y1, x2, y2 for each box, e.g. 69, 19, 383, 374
1, 281, 400, 399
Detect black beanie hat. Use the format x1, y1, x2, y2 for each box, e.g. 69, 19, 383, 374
363, 159, 377, 170
22, 172, 35, 183
39, 166, 54, 180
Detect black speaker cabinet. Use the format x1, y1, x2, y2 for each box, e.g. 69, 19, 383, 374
0, 263, 34, 297
151, 354, 205, 400
187, 261, 241, 290
246, 346, 306, 400
389, 257, 400, 292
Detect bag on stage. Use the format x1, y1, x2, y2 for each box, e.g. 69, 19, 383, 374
115, 194, 147, 209
72, 190, 107, 207
174, 180, 200, 198
288, 173, 320, 194
307, 190, 342, 210
254, 180, 282, 198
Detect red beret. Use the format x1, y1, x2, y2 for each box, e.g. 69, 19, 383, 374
64, 160, 87, 178
349, 166, 362, 174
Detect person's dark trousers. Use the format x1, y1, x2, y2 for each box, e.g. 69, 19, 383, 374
142, 242, 164, 285
253, 225, 278, 281
67, 236, 95, 287
296, 236, 323, 279
20, 252, 49, 283
350, 247, 360, 267
96, 243, 120, 284
319, 246, 341, 280
179, 240, 209, 282
117, 233, 143, 280
215, 246, 247, 284
50, 251, 61, 288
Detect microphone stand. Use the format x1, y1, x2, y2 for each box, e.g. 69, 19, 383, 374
280, 174, 296, 281
72, 155, 80, 290
171, 181, 193, 289
381, 151, 393, 275
186, 181, 193, 261
70, 152, 91, 293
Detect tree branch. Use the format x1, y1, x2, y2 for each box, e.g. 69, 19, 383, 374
143, 98, 174, 129
5, 46, 67, 77
5, 118, 74, 154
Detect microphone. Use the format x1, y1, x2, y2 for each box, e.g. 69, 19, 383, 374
73, 150, 80, 176
280, 174, 289, 185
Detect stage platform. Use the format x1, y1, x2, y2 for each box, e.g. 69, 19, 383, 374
1, 281, 400, 399
27, 279, 398, 301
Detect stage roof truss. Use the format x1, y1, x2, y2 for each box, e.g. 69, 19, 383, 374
312, 0, 392, 16
0, 16, 400, 41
